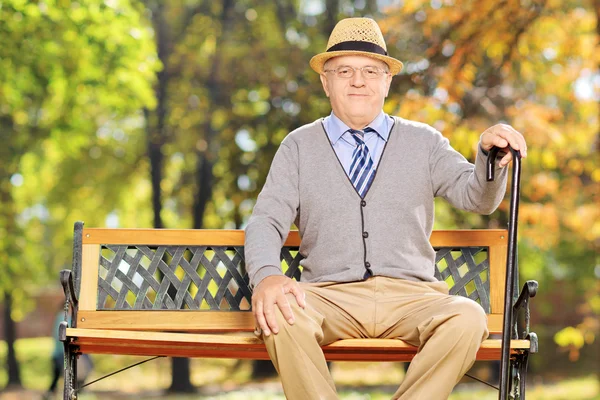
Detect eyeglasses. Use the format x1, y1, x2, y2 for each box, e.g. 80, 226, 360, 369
323, 65, 390, 79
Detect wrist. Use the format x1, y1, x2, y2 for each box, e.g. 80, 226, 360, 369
250, 265, 284, 289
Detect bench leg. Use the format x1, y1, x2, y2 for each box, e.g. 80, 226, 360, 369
505, 353, 529, 400
63, 341, 78, 400
518, 352, 530, 399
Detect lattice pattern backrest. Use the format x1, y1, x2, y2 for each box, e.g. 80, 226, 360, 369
433, 247, 489, 312
97, 245, 489, 312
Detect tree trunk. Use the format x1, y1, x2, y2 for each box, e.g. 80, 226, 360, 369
3, 293, 22, 387
169, 357, 194, 393
146, 107, 165, 230
191, 0, 234, 229
364, 0, 379, 15
186, 0, 234, 385
192, 154, 214, 230
325, 0, 338, 35
146, 0, 169, 231
0, 138, 22, 388
146, 1, 195, 392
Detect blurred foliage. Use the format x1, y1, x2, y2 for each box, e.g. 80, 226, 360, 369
554, 281, 600, 361
378, 0, 599, 358
0, 0, 158, 310
0, 0, 598, 380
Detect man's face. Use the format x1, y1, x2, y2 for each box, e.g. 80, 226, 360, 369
320, 55, 392, 127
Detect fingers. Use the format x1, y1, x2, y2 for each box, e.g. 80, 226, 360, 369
481, 124, 528, 167
491, 124, 528, 157
254, 294, 292, 336
489, 134, 509, 150
276, 294, 295, 327
285, 284, 306, 309
253, 298, 272, 337
264, 300, 281, 335
499, 153, 513, 168
252, 278, 305, 337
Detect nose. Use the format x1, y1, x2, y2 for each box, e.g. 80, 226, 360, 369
350, 68, 366, 87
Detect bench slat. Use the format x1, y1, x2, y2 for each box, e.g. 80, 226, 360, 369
82, 228, 507, 247
489, 243, 509, 314
80, 244, 100, 311
75, 310, 506, 334
67, 328, 529, 362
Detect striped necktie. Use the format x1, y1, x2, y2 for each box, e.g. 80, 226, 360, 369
348, 128, 376, 198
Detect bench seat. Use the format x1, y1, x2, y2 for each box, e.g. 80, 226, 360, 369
66, 327, 530, 362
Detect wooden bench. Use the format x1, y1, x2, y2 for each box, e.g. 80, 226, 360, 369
59, 226, 538, 397
59, 148, 537, 399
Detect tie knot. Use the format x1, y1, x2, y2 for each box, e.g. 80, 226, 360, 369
349, 128, 374, 145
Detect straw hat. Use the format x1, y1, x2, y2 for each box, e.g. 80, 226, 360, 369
310, 18, 403, 75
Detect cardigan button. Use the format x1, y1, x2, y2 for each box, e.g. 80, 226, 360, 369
362, 232, 369, 238
365, 261, 371, 268
361, 200, 367, 207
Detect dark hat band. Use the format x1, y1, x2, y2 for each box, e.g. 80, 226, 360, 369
326, 40, 387, 56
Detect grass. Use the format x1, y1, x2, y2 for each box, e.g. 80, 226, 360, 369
1, 338, 599, 399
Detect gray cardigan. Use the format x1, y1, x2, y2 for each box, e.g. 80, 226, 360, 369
244, 116, 507, 288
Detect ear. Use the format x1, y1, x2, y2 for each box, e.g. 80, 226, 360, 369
384, 73, 392, 97
320, 73, 330, 97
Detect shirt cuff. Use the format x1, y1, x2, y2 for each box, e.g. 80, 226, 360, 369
250, 265, 284, 289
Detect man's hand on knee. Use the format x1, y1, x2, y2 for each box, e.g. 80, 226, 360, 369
252, 275, 306, 337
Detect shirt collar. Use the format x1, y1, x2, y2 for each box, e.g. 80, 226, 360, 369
325, 111, 389, 145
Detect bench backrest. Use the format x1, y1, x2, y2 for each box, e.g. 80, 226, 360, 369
73, 226, 509, 334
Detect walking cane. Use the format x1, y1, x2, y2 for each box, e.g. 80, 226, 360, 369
486, 145, 522, 400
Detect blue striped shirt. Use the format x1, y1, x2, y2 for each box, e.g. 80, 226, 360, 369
322, 111, 393, 175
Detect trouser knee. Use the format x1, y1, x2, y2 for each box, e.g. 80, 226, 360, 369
449, 299, 488, 339
265, 293, 324, 343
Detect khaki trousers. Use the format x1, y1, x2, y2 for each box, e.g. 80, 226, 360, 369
262, 276, 488, 400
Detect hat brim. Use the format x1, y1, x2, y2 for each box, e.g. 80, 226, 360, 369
310, 50, 403, 75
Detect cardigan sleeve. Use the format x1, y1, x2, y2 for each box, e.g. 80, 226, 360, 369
244, 140, 300, 289
429, 130, 508, 214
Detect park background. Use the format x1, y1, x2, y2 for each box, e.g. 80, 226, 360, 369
0, 0, 598, 398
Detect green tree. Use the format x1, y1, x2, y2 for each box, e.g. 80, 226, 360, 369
0, 0, 157, 387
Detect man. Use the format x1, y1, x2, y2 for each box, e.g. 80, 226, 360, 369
244, 17, 527, 400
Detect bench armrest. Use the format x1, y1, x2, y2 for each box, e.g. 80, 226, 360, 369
513, 280, 538, 341
60, 269, 79, 329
